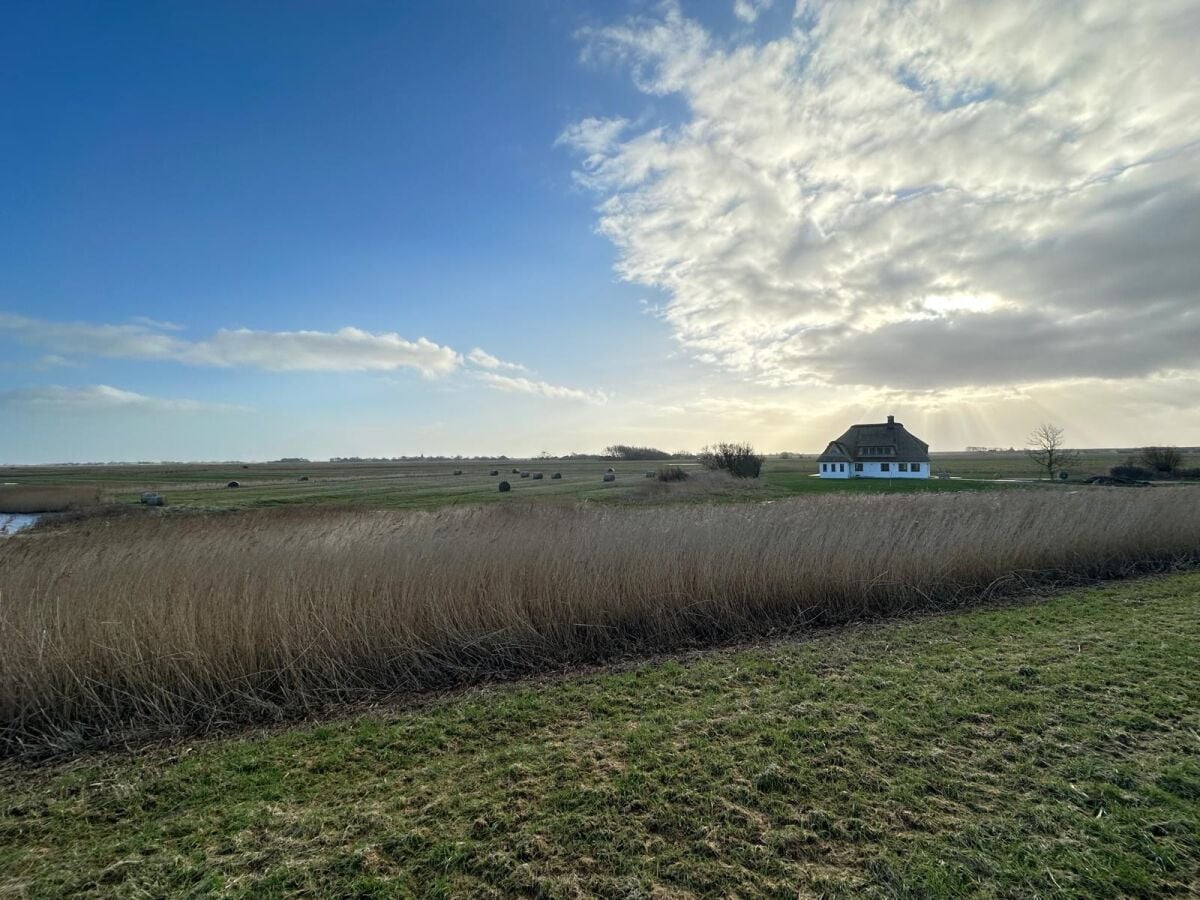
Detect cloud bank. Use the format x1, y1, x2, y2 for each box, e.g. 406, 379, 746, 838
0, 315, 601, 406
562, 0, 1200, 391
0, 314, 462, 376
0, 384, 250, 414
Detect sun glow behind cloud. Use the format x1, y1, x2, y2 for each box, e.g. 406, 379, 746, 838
561, 0, 1200, 405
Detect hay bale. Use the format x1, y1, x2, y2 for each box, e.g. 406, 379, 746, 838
603, 473, 616, 483
606, 467, 615, 473
512, 468, 520, 474
498, 481, 511, 492
453, 470, 463, 476
490, 470, 499, 476
298, 476, 309, 482
551, 473, 562, 479
226, 481, 240, 488
139, 492, 164, 506
532, 472, 543, 480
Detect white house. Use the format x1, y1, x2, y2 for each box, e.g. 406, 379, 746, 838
817, 415, 930, 479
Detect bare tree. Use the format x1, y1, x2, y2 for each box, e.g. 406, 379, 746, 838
1138, 446, 1182, 474
1025, 423, 1080, 480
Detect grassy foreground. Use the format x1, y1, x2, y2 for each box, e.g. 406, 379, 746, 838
2, 574, 1198, 897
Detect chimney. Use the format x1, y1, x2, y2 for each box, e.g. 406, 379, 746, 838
886, 415, 895, 429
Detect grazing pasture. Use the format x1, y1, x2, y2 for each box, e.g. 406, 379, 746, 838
1, 572, 1198, 896
2, 487, 1198, 754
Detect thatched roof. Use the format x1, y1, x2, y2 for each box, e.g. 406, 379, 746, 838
817, 416, 930, 463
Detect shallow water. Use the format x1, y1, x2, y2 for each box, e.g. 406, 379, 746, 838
0, 513, 40, 536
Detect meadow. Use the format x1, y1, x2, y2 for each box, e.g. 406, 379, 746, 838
2, 486, 1198, 755
0, 449, 1136, 513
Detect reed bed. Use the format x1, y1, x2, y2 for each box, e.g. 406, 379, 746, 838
1, 489, 1198, 754
0, 484, 104, 514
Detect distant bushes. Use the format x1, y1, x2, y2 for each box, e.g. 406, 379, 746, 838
699, 442, 764, 478
656, 465, 689, 482
604, 444, 674, 461
1110, 464, 1156, 481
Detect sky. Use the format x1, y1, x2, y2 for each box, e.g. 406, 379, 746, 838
2, 0, 1198, 462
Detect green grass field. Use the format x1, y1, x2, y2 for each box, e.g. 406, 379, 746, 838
2, 450, 1141, 513
2, 572, 1197, 897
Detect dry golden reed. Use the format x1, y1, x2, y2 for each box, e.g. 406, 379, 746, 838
0, 485, 104, 514
1, 488, 1198, 753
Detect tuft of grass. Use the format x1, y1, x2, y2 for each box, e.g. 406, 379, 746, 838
1, 489, 1199, 753
0, 573, 1198, 896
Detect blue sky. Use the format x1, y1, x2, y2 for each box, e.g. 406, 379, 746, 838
3, 1, 1198, 461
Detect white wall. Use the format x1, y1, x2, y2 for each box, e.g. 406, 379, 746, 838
818, 461, 851, 478
851, 461, 929, 479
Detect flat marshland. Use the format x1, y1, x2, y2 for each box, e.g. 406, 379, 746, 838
2, 487, 1199, 755
0, 450, 1139, 512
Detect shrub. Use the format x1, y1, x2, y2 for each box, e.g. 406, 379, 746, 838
1139, 446, 1182, 474
698, 442, 764, 479
656, 465, 689, 482
1111, 464, 1155, 481
1174, 467, 1200, 480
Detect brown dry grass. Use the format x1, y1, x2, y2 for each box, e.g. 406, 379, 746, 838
0, 484, 105, 514
1, 488, 1198, 754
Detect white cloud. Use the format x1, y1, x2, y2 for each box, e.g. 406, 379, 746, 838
733, 0, 773, 25
181, 327, 461, 375
0, 315, 462, 376
562, 0, 1200, 391
0, 384, 250, 414
466, 347, 528, 372
475, 371, 609, 404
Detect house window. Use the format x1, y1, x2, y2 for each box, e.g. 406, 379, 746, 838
839, 463, 845, 472
899, 463, 908, 472
821, 463, 827, 472
911, 463, 921, 473
881, 463, 890, 472
854, 463, 863, 472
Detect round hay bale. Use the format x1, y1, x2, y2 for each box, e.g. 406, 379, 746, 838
606, 467, 615, 473
453, 470, 463, 476
551, 473, 562, 479
603, 472, 616, 483
498, 481, 511, 492
298, 476, 309, 482
489, 470, 499, 476
532, 472, 543, 480
226, 481, 240, 488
